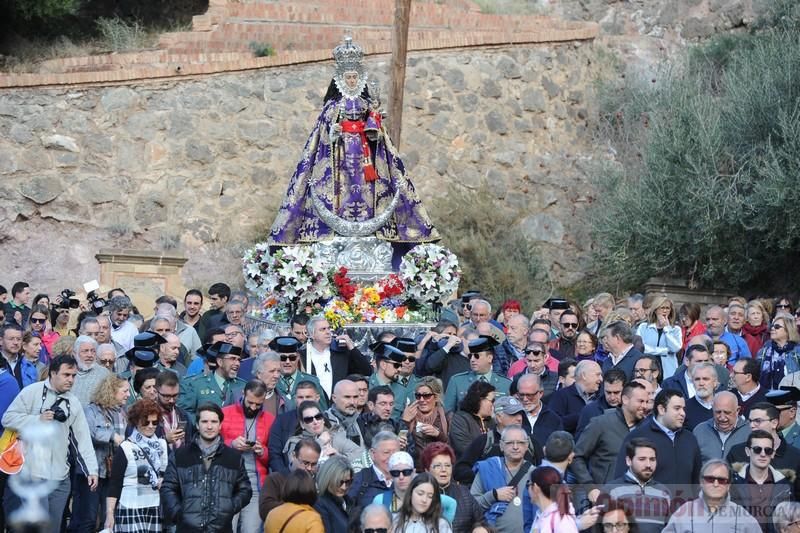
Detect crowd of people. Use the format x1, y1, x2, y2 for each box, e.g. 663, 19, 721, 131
2, 280, 800, 532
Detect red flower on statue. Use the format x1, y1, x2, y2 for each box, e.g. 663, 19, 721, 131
332, 267, 357, 301
378, 273, 405, 298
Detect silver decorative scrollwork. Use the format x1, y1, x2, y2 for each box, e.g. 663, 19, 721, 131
311, 187, 401, 237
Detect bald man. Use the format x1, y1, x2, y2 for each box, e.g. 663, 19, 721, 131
548, 360, 603, 434
692, 391, 751, 463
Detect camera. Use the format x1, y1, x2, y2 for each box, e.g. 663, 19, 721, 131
245, 440, 256, 447
50, 398, 69, 423
86, 290, 107, 314
59, 289, 80, 309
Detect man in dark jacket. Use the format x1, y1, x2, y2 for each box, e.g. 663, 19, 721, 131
161, 402, 252, 533
600, 321, 643, 381
347, 431, 399, 510
726, 402, 800, 476
661, 344, 713, 399
575, 368, 627, 438
614, 389, 702, 493
549, 360, 602, 434
572, 381, 651, 500
516, 374, 563, 446
730, 429, 793, 529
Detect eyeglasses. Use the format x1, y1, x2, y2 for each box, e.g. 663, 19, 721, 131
99, 359, 115, 368
158, 391, 179, 399
602, 524, 629, 532
363, 529, 389, 533
525, 349, 543, 356
561, 323, 579, 329
29, 317, 47, 324
771, 324, 784, 330
429, 463, 451, 470
749, 446, 774, 456
702, 475, 730, 485
415, 392, 435, 400
298, 459, 319, 469
302, 413, 324, 424
390, 468, 414, 478
142, 419, 159, 427
339, 477, 353, 487
280, 355, 298, 362
635, 367, 655, 374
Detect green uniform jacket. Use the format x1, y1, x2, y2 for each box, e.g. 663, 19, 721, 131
276, 371, 328, 410
178, 371, 245, 422
443, 371, 511, 413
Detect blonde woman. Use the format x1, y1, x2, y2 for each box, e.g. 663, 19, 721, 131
635, 295, 682, 379
756, 313, 800, 389
743, 299, 770, 356
404, 376, 448, 469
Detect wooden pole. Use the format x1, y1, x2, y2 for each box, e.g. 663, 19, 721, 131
389, 0, 411, 150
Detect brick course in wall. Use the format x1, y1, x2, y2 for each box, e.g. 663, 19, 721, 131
0, 0, 597, 88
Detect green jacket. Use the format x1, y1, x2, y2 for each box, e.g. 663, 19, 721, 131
443, 371, 511, 413
177, 371, 245, 422
276, 371, 328, 410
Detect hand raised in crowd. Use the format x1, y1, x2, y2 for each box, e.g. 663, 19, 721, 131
165, 427, 185, 444
335, 334, 354, 350
577, 505, 603, 530
418, 423, 440, 437
401, 401, 418, 423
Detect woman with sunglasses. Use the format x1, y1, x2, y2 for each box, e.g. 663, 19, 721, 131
84, 374, 129, 531
756, 314, 800, 389
27, 304, 58, 363
105, 398, 167, 532
404, 377, 448, 467
423, 442, 482, 533
314, 455, 355, 533
449, 380, 496, 458
372, 451, 417, 519
285, 400, 356, 467
393, 472, 452, 533
774, 297, 795, 319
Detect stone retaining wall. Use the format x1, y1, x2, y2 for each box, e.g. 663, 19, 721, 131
0, 42, 605, 294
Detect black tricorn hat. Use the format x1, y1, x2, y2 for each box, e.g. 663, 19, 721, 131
269, 336, 302, 354
390, 337, 417, 354
467, 335, 499, 354
766, 386, 800, 406
126, 347, 157, 368
543, 298, 570, 310
133, 331, 167, 349
211, 342, 242, 357
376, 344, 406, 363
461, 291, 481, 304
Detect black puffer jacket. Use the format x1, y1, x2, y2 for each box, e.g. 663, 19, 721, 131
160, 439, 252, 533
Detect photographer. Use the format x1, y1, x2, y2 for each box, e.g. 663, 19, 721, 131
2, 355, 98, 533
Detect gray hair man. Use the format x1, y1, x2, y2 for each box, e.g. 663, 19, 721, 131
72, 335, 110, 407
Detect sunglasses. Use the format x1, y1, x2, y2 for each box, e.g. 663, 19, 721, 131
414, 392, 435, 400
771, 324, 784, 330
99, 359, 115, 367
390, 468, 414, 478
702, 475, 730, 485
525, 349, 543, 356
465, 304, 473, 311
364, 529, 388, 533
386, 361, 402, 369
469, 352, 485, 359
280, 355, 298, 362
403, 356, 416, 363
142, 420, 159, 427
29, 317, 47, 324
340, 478, 353, 487
561, 323, 579, 329
302, 413, 324, 424
777, 304, 792, 309
749, 446, 775, 456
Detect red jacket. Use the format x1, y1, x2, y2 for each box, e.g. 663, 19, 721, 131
220, 403, 275, 486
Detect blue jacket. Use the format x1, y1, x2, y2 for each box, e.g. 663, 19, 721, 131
0, 369, 20, 431
267, 409, 302, 474
720, 330, 751, 364
314, 493, 350, 533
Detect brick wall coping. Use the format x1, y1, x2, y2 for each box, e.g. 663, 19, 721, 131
0, 25, 598, 90
96, 249, 188, 267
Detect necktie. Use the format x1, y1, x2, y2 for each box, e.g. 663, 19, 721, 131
285, 375, 294, 390
222, 381, 230, 405
479, 376, 488, 383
